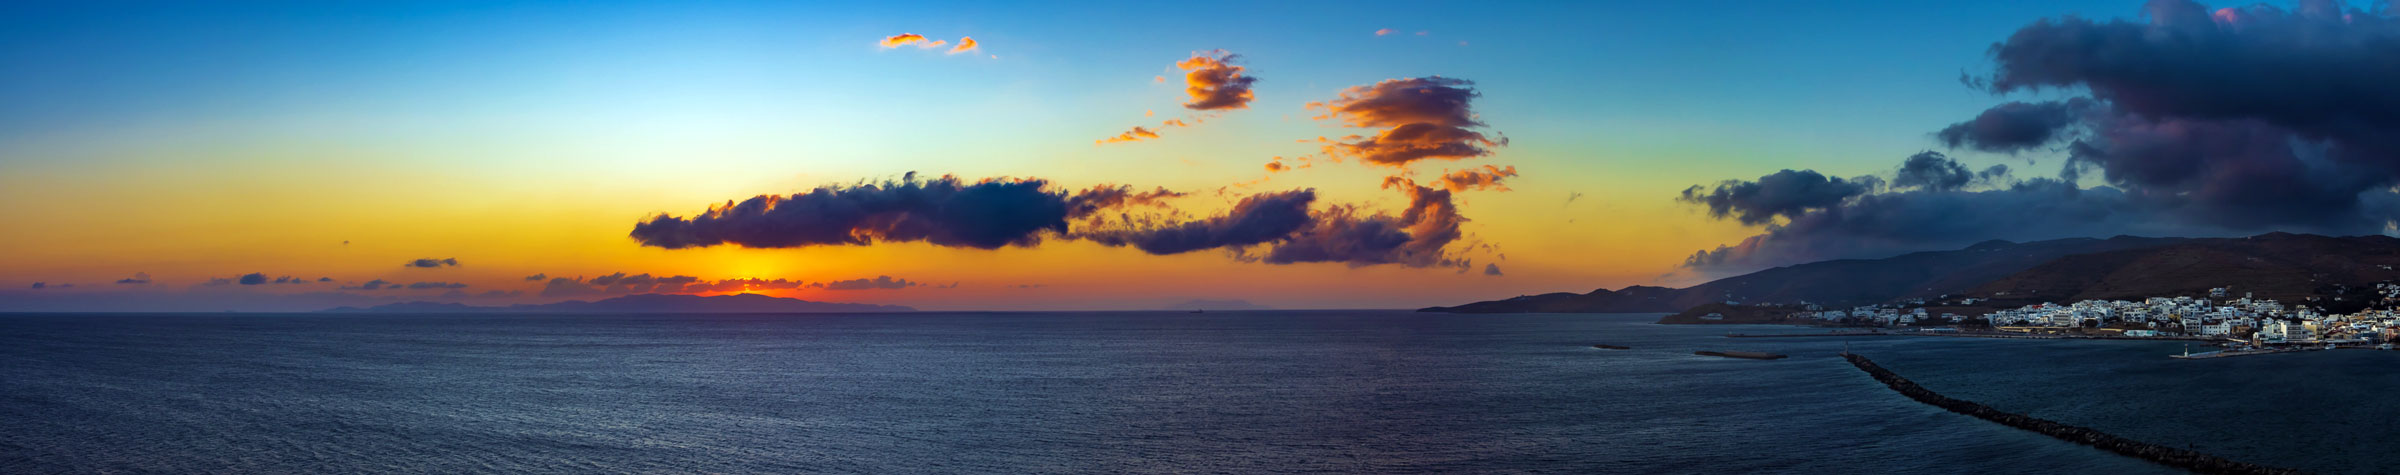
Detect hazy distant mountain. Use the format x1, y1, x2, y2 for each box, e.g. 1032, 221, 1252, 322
324, 293, 914, 313
1421, 235, 2193, 314
1162, 299, 1272, 311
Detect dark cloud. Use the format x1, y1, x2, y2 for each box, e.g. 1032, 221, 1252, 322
1177, 51, 1258, 111
1893, 151, 1972, 191
523, 273, 546, 281
815, 276, 921, 291
316, 277, 333, 282
1259, 178, 1468, 269
406, 258, 459, 268
1066, 185, 1185, 219
1977, 164, 2012, 184
1985, 1, 2400, 130
115, 273, 151, 285
1679, 151, 2389, 274
1680, 171, 2193, 271
1069, 180, 1474, 269
631, 174, 1076, 251
237, 273, 268, 285
633, 172, 1485, 271
1679, 169, 1876, 226
30, 282, 46, 289
1933, 0, 2400, 233
1076, 190, 1318, 255
341, 279, 391, 291
634, 175, 1200, 252
1935, 99, 2095, 153
1310, 77, 1506, 166
1484, 263, 1503, 276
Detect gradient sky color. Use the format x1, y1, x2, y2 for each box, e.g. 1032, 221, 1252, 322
0, 0, 2232, 311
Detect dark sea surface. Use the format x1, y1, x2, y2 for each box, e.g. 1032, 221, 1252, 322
1, 311, 2391, 473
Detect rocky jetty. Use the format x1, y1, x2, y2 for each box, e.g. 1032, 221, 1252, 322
1843, 353, 2298, 475
1695, 350, 1786, 360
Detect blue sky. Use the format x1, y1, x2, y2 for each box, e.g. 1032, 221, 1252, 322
12, 0, 2338, 311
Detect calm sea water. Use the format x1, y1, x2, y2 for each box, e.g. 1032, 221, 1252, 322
1, 311, 2391, 473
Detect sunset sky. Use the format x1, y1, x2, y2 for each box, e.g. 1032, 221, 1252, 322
7, 0, 2397, 311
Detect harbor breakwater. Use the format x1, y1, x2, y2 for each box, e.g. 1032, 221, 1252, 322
1842, 353, 2298, 475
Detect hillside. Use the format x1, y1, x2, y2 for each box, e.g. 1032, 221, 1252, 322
1425, 232, 2400, 320
1420, 235, 2187, 314
1965, 233, 2400, 312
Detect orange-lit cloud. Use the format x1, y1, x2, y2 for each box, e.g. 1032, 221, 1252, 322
1097, 126, 1160, 144
1308, 77, 1506, 166
1177, 51, 1258, 110
1098, 118, 1194, 144
1375, 28, 1395, 36
880, 33, 931, 48
1099, 51, 1256, 145
882, 33, 974, 53
1436, 165, 1518, 192
1262, 155, 1318, 173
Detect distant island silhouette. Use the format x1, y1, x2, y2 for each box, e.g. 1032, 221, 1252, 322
1163, 299, 1272, 311
323, 293, 913, 314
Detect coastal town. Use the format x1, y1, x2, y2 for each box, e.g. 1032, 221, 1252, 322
1779, 284, 2400, 357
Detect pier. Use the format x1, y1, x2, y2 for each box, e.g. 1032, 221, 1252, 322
1843, 353, 2297, 475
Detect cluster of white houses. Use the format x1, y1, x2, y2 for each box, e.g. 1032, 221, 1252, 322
1805, 285, 2400, 343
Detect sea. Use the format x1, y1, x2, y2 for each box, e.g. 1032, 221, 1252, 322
3, 311, 2395, 474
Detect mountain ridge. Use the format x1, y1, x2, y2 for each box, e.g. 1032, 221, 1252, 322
1422, 235, 2192, 314
1423, 233, 2400, 318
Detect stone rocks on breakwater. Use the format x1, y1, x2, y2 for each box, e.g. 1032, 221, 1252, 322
1842, 353, 2298, 475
